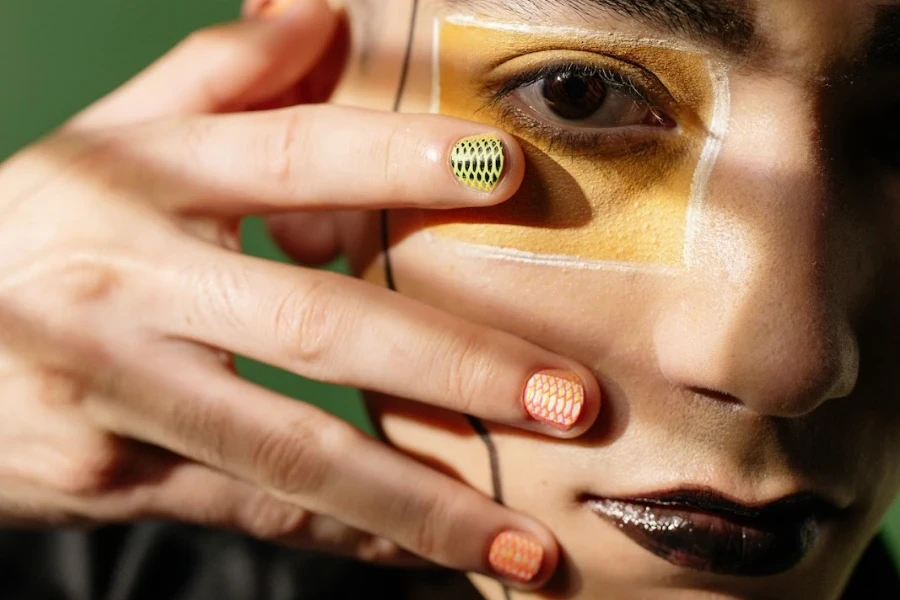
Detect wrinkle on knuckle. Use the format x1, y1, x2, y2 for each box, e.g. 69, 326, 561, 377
177, 119, 215, 179
261, 110, 310, 192
407, 494, 451, 561
182, 259, 247, 335
272, 278, 341, 371
438, 332, 494, 417
168, 391, 228, 467
379, 127, 419, 199
251, 420, 328, 496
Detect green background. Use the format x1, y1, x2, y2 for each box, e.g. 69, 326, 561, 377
1, 0, 897, 563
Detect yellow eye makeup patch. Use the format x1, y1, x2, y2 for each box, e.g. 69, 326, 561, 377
410, 17, 730, 269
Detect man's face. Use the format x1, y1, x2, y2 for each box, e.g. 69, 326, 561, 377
335, 0, 900, 598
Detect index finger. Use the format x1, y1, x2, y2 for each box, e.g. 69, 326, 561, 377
115, 105, 527, 215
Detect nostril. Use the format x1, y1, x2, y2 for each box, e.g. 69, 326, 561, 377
686, 386, 743, 407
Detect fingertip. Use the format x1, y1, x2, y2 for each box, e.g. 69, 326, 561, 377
492, 131, 527, 202
554, 365, 603, 439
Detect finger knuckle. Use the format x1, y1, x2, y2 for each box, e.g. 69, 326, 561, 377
273, 277, 343, 371
53, 438, 129, 497
31, 370, 89, 410
315, 418, 361, 464
252, 419, 329, 496
260, 110, 311, 191
378, 127, 417, 197
52, 255, 123, 308
50, 129, 131, 185
438, 332, 496, 416
408, 494, 452, 560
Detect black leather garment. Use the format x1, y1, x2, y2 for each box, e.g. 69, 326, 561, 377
0, 523, 896, 599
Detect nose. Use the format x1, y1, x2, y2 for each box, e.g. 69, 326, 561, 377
653, 85, 861, 418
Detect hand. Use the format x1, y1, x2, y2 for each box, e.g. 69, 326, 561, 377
0, 0, 600, 588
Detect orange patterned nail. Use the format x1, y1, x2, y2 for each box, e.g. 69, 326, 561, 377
523, 369, 585, 431
488, 531, 544, 583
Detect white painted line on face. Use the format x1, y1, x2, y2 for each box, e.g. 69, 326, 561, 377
420, 232, 681, 273
430, 16, 442, 114
684, 62, 732, 268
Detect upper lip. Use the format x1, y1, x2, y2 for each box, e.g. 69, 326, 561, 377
603, 487, 844, 525
582, 487, 845, 576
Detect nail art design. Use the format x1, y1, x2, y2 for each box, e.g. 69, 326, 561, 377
524, 370, 585, 431
488, 531, 544, 583
451, 135, 506, 193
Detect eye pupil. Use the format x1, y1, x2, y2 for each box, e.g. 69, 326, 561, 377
541, 73, 608, 121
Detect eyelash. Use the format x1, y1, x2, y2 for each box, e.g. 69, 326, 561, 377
484, 62, 674, 155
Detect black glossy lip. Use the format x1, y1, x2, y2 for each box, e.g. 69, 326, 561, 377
584, 489, 841, 577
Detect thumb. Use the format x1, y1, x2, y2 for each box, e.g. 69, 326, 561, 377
70, 0, 339, 129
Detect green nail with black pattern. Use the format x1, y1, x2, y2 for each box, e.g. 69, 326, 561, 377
450, 135, 507, 193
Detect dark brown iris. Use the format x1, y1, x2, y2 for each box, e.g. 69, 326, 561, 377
541, 73, 608, 120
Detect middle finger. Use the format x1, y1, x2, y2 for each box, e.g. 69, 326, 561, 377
165, 245, 600, 438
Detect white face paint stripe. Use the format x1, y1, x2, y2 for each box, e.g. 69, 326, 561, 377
683, 61, 731, 268
419, 16, 733, 273
430, 16, 442, 114
421, 231, 682, 273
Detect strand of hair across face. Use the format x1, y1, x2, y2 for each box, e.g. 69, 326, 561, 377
383, 3, 511, 598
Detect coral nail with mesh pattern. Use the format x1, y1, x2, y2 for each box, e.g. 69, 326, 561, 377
450, 135, 507, 193
488, 531, 544, 583
523, 369, 585, 431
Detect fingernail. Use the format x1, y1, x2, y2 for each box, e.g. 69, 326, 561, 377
260, 0, 294, 17
488, 531, 544, 583
450, 135, 507, 193
523, 369, 585, 431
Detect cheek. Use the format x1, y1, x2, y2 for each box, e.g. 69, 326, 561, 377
365, 393, 498, 495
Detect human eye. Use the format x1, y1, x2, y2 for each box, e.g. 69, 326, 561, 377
484, 54, 680, 155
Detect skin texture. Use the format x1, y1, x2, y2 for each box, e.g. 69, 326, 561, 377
330, 0, 900, 598
0, 0, 625, 587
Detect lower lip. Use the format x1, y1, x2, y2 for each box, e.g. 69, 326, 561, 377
586, 498, 821, 577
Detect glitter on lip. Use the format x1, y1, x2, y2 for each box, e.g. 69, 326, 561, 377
585, 490, 839, 577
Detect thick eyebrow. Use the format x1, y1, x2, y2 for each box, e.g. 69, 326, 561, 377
445, 0, 759, 56
867, 5, 900, 67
